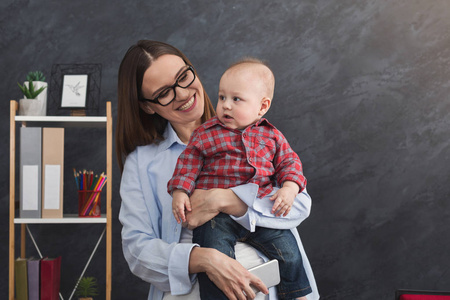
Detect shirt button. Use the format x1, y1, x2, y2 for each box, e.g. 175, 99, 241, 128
251, 220, 256, 226
249, 157, 252, 162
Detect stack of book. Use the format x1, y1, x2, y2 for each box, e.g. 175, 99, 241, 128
15, 256, 61, 300
20, 127, 64, 219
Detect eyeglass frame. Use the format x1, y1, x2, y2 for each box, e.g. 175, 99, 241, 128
139, 65, 196, 106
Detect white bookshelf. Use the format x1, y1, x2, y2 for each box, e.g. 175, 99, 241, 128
14, 214, 107, 224
15, 115, 107, 128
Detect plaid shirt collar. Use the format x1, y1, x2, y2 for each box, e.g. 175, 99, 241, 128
163, 117, 275, 152
204, 116, 273, 131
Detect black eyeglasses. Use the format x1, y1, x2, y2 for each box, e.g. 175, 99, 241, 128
140, 66, 196, 106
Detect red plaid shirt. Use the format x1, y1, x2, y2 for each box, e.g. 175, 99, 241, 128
167, 116, 306, 198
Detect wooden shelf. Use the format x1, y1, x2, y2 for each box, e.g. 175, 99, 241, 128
9, 100, 112, 300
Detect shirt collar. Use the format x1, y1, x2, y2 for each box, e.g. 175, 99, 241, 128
162, 117, 274, 150
254, 117, 271, 127
204, 116, 273, 130
161, 122, 186, 150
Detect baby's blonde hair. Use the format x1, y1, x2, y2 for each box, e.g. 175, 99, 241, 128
226, 57, 275, 100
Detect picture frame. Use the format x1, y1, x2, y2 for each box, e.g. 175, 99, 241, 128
61, 74, 89, 108
48, 64, 102, 116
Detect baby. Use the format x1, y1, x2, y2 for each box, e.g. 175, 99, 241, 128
168, 58, 311, 300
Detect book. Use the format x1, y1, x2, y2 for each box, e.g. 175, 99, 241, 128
27, 258, 41, 300
15, 257, 28, 300
42, 128, 64, 218
40, 256, 61, 300
20, 127, 42, 218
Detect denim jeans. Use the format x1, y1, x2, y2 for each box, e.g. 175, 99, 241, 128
193, 213, 312, 300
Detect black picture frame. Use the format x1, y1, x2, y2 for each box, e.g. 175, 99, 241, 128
48, 64, 102, 116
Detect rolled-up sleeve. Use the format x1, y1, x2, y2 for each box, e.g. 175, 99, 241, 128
230, 183, 312, 232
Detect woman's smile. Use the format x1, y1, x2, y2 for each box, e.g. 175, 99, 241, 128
177, 94, 196, 111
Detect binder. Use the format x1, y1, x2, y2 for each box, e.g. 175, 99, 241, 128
20, 127, 42, 218
15, 257, 28, 300
27, 258, 41, 300
42, 128, 64, 218
40, 256, 61, 300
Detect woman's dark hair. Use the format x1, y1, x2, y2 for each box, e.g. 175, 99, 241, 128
116, 40, 215, 171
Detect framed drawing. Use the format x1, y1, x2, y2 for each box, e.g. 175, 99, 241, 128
61, 74, 88, 108
48, 64, 102, 116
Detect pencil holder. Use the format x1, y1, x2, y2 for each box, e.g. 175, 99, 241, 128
78, 190, 101, 217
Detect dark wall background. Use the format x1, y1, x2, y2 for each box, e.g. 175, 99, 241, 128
1, 0, 450, 299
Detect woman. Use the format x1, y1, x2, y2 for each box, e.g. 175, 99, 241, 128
116, 40, 319, 300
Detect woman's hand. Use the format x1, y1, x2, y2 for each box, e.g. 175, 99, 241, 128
185, 188, 248, 230
190, 247, 269, 300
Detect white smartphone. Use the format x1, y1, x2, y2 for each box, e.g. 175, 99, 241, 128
248, 259, 280, 293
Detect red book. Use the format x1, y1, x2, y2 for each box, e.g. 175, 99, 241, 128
40, 257, 61, 300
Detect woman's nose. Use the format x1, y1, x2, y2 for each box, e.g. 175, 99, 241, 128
174, 86, 190, 101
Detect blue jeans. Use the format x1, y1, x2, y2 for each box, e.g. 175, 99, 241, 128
193, 213, 312, 300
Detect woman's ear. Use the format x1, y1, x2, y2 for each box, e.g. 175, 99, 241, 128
259, 97, 272, 116
139, 101, 156, 114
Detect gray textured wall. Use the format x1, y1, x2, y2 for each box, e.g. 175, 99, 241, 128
1, 0, 450, 299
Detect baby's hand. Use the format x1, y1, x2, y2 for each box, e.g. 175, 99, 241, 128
269, 182, 299, 217
172, 190, 191, 223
